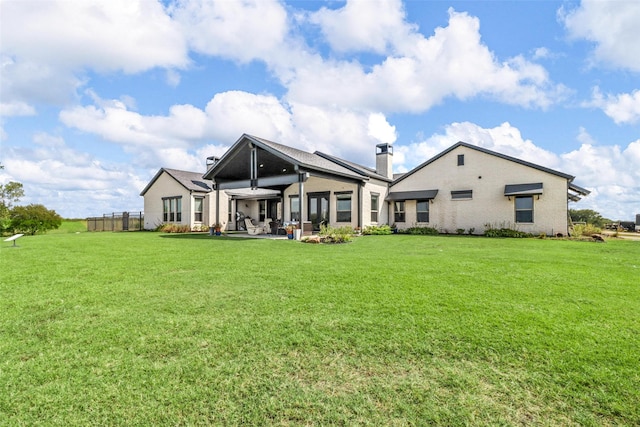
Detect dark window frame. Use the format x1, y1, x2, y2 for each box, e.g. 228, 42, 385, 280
515, 195, 534, 223
457, 154, 464, 166
394, 201, 405, 223
194, 197, 204, 222
371, 193, 379, 222
162, 196, 182, 223
416, 200, 430, 223
336, 193, 352, 222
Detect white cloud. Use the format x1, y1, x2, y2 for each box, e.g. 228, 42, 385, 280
560, 0, 640, 72
587, 87, 640, 125
0, 0, 188, 107
309, 0, 415, 54
561, 135, 640, 220
288, 8, 566, 113
2, 133, 143, 218
171, 0, 288, 63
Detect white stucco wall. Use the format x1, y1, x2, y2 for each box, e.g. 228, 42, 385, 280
143, 172, 192, 230
143, 171, 230, 231
390, 146, 570, 235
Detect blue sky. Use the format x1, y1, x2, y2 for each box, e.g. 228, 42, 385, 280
1, 0, 638, 220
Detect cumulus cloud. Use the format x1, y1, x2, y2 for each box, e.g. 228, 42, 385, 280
0, 0, 188, 107
290, 8, 566, 113
560, 134, 640, 220
309, 0, 415, 54
1, 133, 144, 218
560, 0, 640, 71
587, 87, 640, 125
171, 0, 288, 63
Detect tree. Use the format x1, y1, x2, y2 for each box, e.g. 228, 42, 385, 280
569, 209, 609, 227
10, 204, 62, 235
1, 167, 26, 232
1, 180, 25, 209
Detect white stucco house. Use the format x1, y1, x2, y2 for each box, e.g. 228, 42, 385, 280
141, 134, 590, 236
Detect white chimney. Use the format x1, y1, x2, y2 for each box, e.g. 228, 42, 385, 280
376, 143, 393, 179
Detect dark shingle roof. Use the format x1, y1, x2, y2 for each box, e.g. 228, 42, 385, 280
140, 168, 212, 196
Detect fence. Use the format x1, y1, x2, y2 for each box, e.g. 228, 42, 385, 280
86, 212, 144, 232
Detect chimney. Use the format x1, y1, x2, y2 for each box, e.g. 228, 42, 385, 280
206, 156, 219, 167
376, 143, 393, 179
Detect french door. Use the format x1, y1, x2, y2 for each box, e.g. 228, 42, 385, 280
308, 192, 330, 231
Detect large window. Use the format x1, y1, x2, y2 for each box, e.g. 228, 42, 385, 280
336, 193, 352, 222
162, 196, 182, 222
259, 200, 266, 222
416, 200, 430, 222
290, 196, 300, 221
394, 201, 405, 223
515, 196, 534, 223
371, 194, 379, 222
194, 197, 203, 222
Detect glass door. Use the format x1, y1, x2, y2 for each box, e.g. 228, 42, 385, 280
308, 192, 330, 231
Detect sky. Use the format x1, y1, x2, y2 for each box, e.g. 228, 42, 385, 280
1, 0, 639, 221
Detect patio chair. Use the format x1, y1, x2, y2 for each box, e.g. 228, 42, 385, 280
245, 218, 264, 235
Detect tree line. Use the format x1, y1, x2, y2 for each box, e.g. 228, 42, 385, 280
0, 163, 62, 235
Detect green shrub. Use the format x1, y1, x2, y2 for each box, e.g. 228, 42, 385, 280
362, 225, 392, 235
484, 227, 532, 238
400, 226, 439, 235
319, 224, 354, 243
572, 223, 602, 237
158, 223, 191, 233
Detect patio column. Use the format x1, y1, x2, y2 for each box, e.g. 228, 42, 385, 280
215, 184, 220, 227
298, 176, 305, 227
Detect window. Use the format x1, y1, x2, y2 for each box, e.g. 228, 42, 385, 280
371, 194, 379, 222
416, 200, 430, 222
451, 190, 472, 200
457, 154, 464, 166
290, 196, 300, 221
394, 201, 405, 223
336, 193, 352, 222
194, 197, 203, 222
162, 196, 182, 222
515, 196, 534, 223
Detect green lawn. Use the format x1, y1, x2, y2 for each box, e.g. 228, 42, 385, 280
1, 231, 638, 425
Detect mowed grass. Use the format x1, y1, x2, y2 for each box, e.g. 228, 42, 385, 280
1, 230, 638, 426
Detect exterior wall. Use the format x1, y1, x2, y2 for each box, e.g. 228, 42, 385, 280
390, 146, 569, 235
280, 176, 390, 229
362, 179, 390, 227
143, 171, 229, 230
143, 172, 190, 230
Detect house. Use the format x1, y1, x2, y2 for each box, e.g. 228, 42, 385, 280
388, 142, 589, 236
140, 168, 216, 231
141, 134, 590, 236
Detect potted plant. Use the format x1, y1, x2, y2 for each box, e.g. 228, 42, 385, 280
213, 222, 223, 236
285, 223, 296, 239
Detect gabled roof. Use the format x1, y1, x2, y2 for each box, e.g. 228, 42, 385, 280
140, 168, 212, 196
315, 151, 392, 182
393, 141, 575, 185
203, 134, 369, 182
